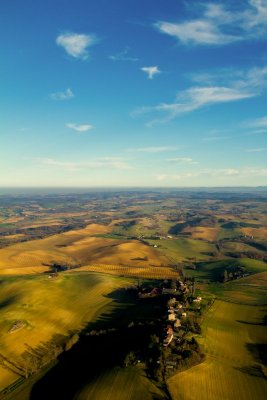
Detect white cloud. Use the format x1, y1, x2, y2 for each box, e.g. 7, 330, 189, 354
36, 157, 131, 171
127, 146, 177, 153
66, 123, 93, 132
155, 1, 267, 46
51, 88, 74, 101
56, 32, 96, 59
141, 66, 161, 79
156, 174, 168, 181
134, 65, 267, 124
211, 168, 240, 176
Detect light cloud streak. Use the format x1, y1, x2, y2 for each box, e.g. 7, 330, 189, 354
127, 146, 177, 153
109, 48, 139, 62
167, 157, 199, 164
155, 1, 267, 46
56, 32, 96, 59
245, 147, 267, 152
66, 123, 93, 132
36, 157, 131, 171
51, 88, 74, 100
245, 115, 267, 128
155, 166, 267, 182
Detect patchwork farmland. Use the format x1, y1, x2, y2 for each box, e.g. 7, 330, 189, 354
0, 189, 266, 400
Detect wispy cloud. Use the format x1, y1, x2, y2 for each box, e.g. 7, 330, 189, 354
141, 66, 161, 79
134, 65, 267, 124
156, 20, 238, 46
155, 1, 267, 46
56, 32, 97, 59
135, 86, 253, 123
167, 157, 199, 164
36, 157, 131, 171
109, 47, 139, 62
245, 147, 267, 152
245, 115, 267, 128
51, 88, 74, 101
155, 168, 240, 182
66, 123, 93, 132
155, 166, 267, 182
127, 146, 177, 153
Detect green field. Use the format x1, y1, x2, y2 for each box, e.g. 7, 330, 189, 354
186, 258, 267, 282
147, 238, 216, 262
168, 300, 267, 400
0, 272, 131, 390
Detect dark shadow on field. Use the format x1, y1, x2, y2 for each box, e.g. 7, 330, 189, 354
235, 342, 267, 380
0, 294, 19, 309
30, 287, 168, 400
235, 365, 266, 379
246, 343, 267, 366
236, 314, 267, 326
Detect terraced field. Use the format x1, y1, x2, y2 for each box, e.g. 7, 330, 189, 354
73, 263, 178, 279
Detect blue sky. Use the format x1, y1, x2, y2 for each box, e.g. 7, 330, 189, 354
1, 0, 267, 187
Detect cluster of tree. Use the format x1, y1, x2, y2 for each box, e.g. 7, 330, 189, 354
114, 220, 137, 228
0, 222, 87, 248
19, 333, 79, 378
163, 336, 204, 377
226, 251, 265, 260
222, 266, 248, 282
46, 262, 81, 272
168, 216, 217, 235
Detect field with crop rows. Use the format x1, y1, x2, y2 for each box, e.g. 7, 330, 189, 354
168, 300, 267, 400
75, 367, 166, 400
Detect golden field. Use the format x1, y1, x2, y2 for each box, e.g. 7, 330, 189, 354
0, 224, 169, 275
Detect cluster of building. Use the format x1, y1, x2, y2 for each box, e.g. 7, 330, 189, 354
163, 297, 187, 347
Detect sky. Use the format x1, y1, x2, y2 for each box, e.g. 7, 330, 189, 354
1, 0, 267, 187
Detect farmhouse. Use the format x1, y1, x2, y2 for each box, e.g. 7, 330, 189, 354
163, 325, 174, 347
168, 313, 176, 321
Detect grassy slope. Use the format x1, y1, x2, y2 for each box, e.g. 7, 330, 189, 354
147, 238, 216, 262
186, 258, 267, 282
0, 272, 131, 390
168, 300, 267, 400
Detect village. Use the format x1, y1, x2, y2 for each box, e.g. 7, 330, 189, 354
138, 277, 206, 378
